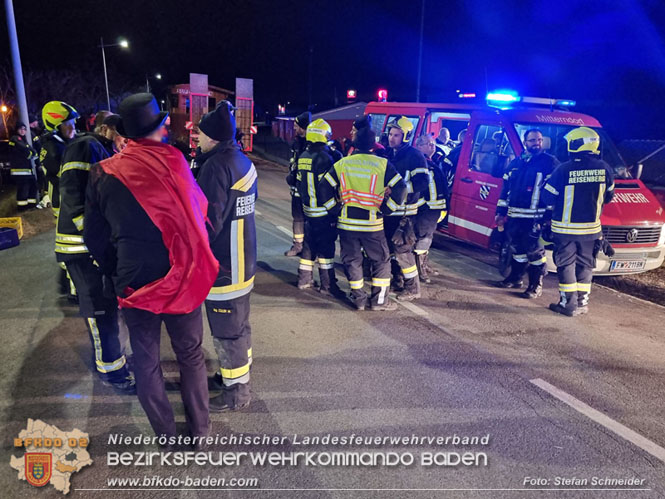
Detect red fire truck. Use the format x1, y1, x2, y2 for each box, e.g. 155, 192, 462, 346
364, 92, 665, 275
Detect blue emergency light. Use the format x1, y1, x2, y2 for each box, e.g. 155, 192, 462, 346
486, 90, 521, 104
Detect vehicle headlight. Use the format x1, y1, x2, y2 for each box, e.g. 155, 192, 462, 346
659, 224, 665, 246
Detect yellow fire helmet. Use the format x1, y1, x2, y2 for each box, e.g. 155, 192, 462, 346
387, 116, 414, 142
565, 126, 600, 154
306, 118, 332, 144
41, 101, 80, 132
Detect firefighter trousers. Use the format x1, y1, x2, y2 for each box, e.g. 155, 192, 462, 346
552, 237, 595, 309
339, 229, 391, 308
384, 216, 419, 293
290, 195, 305, 244
65, 257, 131, 383
204, 293, 252, 406
298, 216, 338, 291
506, 218, 547, 281
414, 209, 440, 255
12, 174, 37, 206
123, 306, 209, 438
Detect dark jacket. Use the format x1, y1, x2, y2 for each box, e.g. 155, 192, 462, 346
8, 134, 37, 176
196, 140, 258, 301
386, 143, 429, 216
39, 131, 71, 212
497, 152, 559, 220
84, 164, 171, 297
288, 135, 308, 197
56, 133, 114, 262
289, 142, 336, 218
541, 155, 615, 240
420, 157, 449, 212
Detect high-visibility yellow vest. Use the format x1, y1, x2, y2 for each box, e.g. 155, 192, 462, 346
333, 154, 388, 231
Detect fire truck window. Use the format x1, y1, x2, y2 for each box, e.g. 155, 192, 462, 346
168, 93, 179, 110
367, 113, 386, 137
471, 125, 501, 174
386, 115, 420, 145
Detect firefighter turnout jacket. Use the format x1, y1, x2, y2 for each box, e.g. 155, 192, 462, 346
288, 142, 336, 218
8, 134, 37, 176
319, 151, 407, 231
288, 135, 307, 197
40, 131, 74, 215
496, 152, 559, 220
196, 140, 258, 301
541, 155, 615, 239
56, 134, 113, 261
422, 157, 448, 211
386, 143, 429, 216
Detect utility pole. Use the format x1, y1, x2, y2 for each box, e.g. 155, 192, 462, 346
4, 0, 32, 145
416, 0, 425, 102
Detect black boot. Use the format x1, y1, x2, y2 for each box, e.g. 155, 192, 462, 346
522, 264, 545, 299
319, 268, 343, 297
209, 383, 250, 412
416, 253, 431, 284
497, 261, 527, 288
549, 291, 583, 316
297, 269, 314, 289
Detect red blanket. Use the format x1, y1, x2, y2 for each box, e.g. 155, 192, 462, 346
100, 139, 218, 314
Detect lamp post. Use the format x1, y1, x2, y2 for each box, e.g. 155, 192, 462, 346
145, 73, 162, 93
99, 37, 129, 110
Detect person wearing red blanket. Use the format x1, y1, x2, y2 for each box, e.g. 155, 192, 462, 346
84, 93, 219, 442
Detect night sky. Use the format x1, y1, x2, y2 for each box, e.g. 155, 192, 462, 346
2, 0, 665, 140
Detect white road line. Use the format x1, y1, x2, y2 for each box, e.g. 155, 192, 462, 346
276, 225, 292, 237
530, 378, 665, 463
395, 299, 430, 317
255, 210, 262, 216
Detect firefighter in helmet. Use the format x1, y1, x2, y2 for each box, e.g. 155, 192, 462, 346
384, 116, 429, 301
319, 127, 406, 310
541, 126, 615, 316
287, 119, 341, 295
40, 101, 79, 217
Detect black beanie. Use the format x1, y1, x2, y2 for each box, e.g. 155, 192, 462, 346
295, 111, 311, 130
352, 115, 371, 131
353, 126, 376, 151
198, 101, 236, 141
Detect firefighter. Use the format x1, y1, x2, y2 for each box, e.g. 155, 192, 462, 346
541, 127, 615, 316
195, 101, 257, 412
40, 101, 79, 218
319, 127, 406, 310
414, 134, 448, 283
8, 123, 38, 209
346, 115, 385, 156
495, 129, 559, 298
384, 116, 429, 301
287, 119, 341, 295
284, 112, 311, 257
57, 112, 135, 393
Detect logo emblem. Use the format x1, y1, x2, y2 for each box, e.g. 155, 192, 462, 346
626, 228, 639, 243
25, 453, 52, 487
479, 185, 490, 200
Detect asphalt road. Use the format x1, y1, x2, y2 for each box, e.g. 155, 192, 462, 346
1, 155, 664, 498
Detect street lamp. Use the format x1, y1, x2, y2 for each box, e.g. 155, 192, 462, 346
99, 37, 129, 110
145, 72, 162, 93
1, 104, 8, 139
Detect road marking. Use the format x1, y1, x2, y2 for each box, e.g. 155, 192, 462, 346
530, 378, 665, 463
276, 225, 292, 237
394, 299, 429, 317
255, 209, 262, 216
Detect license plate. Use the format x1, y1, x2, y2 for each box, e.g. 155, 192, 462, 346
609, 259, 646, 272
